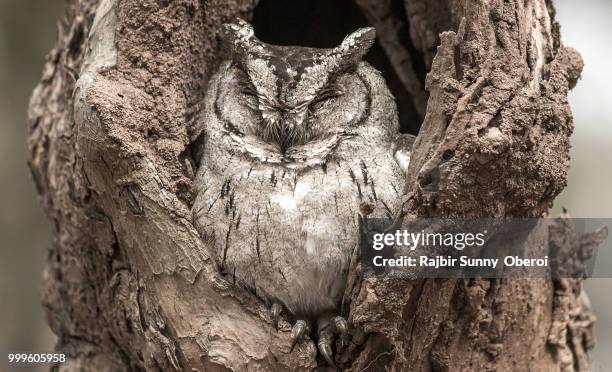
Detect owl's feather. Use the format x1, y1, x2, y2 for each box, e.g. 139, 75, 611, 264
393, 133, 417, 174
193, 19, 412, 360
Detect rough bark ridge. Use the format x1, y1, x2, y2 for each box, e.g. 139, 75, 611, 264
28, 0, 592, 371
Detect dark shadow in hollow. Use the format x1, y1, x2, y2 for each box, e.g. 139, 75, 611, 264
252, 0, 425, 134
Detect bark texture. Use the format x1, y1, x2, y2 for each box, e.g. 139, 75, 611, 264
28, 0, 594, 371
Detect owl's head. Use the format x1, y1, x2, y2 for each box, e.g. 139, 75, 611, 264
216, 19, 377, 154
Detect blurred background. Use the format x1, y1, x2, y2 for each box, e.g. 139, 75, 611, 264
553, 1, 612, 370
0, 0, 609, 371
0, 1, 63, 371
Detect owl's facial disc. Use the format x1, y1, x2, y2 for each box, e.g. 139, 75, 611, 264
219, 19, 375, 155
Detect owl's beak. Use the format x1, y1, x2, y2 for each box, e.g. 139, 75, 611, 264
278, 109, 309, 150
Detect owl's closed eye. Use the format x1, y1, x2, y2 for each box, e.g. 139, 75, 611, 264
215, 20, 376, 153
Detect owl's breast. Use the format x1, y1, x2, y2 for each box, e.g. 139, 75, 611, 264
192, 61, 403, 315
192, 135, 403, 315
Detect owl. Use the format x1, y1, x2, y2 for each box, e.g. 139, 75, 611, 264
192, 19, 414, 366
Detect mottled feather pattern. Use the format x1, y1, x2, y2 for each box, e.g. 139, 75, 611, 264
193, 20, 411, 324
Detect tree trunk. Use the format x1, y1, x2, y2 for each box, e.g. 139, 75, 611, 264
27, 0, 593, 371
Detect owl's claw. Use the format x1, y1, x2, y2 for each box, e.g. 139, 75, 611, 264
270, 302, 282, 330
314, 313, 349, 367
332, 315, 349, 348
286, 314, 349, 367
318, 335, 336, 368
317, 316, 337, 368
290, 320, 309, 351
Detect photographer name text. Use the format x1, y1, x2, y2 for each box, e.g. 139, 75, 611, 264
372, 255, 549, 269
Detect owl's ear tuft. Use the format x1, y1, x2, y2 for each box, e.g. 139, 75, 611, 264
335, 27, 377, 66
221, 18, 257, 57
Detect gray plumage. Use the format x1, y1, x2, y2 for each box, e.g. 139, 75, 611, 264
192, 19, 413, 360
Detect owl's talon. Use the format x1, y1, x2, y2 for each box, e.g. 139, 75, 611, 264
318, 339, 336, 368
316, 314, 341, 367
317, 326, 336, 368
332, 315, 347, 334
332, 315, 349, 348
270, 302, 282, 330
290, 320, 309, 351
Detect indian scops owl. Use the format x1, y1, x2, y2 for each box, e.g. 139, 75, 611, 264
192, 19, 414, 364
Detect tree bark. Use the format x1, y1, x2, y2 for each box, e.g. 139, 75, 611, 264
27, 0, 594, 371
